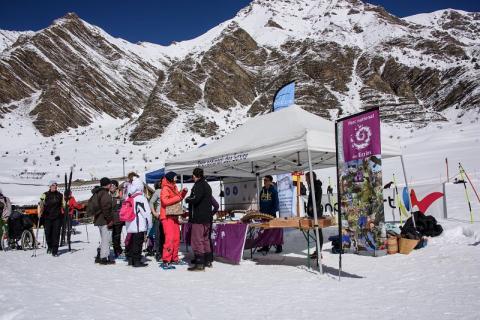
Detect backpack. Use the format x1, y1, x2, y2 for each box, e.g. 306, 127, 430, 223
86, 192, 101, 218
119, 193, 140, 222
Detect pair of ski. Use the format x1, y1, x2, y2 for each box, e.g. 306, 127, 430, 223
62, 169, 74, 252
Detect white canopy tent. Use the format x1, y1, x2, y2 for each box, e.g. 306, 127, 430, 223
165, 105, 401, 176
165, 105, 404, 273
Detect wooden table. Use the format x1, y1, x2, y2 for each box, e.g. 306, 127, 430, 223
248, 217, 334, 268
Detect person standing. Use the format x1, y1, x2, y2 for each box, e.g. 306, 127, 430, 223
125, 178, 152, 267
39, 181, 64, 256
185, 168, 213, 271
92, 177, 114, 265
109, 180, 124, 258
159, 172, 187, 269
258, 175, 281, 253
0, 188, 12, 244
305, 171, 323, 259
149, 180, 164, 262
121, 172, 140, 199
67, 190, 84, 217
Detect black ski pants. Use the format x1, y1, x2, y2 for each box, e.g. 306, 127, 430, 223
112, 223, 124, 256
45, 217, 62, 255
154, 219, 165, 258
130, 232, 145, 263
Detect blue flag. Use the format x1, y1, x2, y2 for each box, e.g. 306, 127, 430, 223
273, 81, 295, 111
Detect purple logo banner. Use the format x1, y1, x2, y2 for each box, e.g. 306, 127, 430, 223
342, 109, 381, 162
336, 108, 385, 254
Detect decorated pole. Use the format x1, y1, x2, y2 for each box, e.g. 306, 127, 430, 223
459, 163, 474, 223
459, 163, 480, 204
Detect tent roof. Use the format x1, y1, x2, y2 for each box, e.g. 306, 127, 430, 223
165, 106, 401, 177
145, 168, 165, 184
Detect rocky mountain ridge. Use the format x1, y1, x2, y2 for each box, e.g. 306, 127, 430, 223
1, 0, 479, 142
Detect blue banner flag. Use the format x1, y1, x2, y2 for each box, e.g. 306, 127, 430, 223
272, 81, 295, 111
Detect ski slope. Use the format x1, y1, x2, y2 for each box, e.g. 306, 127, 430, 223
1, 108, 480, 319
0, 220, 479, 320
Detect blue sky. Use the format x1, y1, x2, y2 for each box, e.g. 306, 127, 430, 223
0, 0, 478, 45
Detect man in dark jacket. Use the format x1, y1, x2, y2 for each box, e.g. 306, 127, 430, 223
259, 175, 282, 253
305, 171, 323, 259
259, 175, 279, 217
92, 177, 114, 265
185, 168, 212, 271
109, 180, 123, 258
39, 181, 64, 256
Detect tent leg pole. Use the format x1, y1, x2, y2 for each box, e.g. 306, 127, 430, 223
307, 149, 323, 274
181, 174, 184, 207
400, 155, 416, 229
256, 173, 260, 211
443, 182, 448, 220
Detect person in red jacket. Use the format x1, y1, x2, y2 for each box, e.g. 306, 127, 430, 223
67, 191, 84, 217
159, 172, 187, 269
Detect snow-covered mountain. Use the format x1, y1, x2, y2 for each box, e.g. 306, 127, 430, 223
1, 1, 479, 140
0, 0, 479, 190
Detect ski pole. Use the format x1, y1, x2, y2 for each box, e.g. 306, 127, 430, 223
32, 220, 40, 257
459, 164, 474, 223
393, 174, 408, 223
85, 222, 90, 243
460, 163, 480, 204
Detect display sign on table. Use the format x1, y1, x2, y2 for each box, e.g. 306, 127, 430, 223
277, 173, 295, 217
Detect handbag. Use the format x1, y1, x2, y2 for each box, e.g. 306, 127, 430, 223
165, 202, 184, 216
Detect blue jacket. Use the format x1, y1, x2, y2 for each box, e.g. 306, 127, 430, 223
259, 185, 279, 217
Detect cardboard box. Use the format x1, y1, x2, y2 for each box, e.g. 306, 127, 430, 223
298, 218, 333, 229
268, 218, 301, 228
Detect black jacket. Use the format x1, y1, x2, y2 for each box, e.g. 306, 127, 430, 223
307, 179, 323, 218
41, 191, 64, 220
186, 178, 212, 224
91, 187, 113, 226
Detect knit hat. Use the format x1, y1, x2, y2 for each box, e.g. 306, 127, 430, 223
110, 179, 119, 187
48, 180, 58, 186
130, 177, 144, 194
165, 171, 176, 182
100, 177, 111, 187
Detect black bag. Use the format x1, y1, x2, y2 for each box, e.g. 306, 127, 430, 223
401, 211, 443, 238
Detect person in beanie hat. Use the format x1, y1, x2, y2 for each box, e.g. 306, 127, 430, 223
149, 180, 164, 261
125, 178, 152, 267
92, 177, 114, 265
159, 171, 187, 269
109, 179, 124, 258
185, 168, 213, 271
39, 181, 63, 256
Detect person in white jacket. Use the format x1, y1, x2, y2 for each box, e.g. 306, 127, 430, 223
125, 178, 152, 268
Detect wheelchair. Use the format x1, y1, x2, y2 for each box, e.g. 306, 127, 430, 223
0, 210, 36, 251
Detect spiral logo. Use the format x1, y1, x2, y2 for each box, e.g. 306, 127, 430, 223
350, 125, 372, 150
